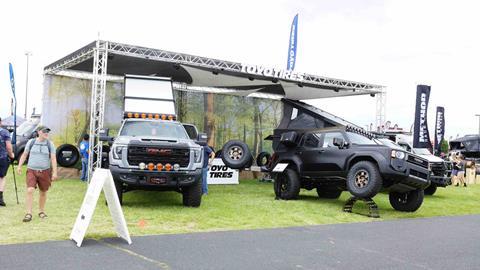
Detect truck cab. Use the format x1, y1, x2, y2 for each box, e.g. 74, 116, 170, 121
270, 126, 431, 212
107, 115, 205, 207
103, 74, 206, 207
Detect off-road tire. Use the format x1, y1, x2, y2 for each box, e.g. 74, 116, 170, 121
221, 140, 252, 169
56, 144, 80, 167
346, 161, 382, 198
316, 187, 342, 199
424, 184, 437, 196
389, 189, 424, 212
256, 152, 271, 167
274, 168, 300, 200
182, 178, 202, 207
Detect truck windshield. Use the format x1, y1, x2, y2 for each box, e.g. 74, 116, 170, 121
120, 121, 189, 139
346, 132, 377, 145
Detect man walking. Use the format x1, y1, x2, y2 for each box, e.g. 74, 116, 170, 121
79, 134, 89, 182
0, 117, 15, 206
17, 125, 57, 222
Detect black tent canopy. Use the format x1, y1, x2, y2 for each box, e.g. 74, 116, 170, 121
43, 40, 384, 100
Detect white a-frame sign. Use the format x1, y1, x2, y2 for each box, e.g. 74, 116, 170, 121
70, 169, 132, 247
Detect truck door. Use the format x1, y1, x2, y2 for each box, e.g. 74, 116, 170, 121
315, 131, 352, 176
297, 133, 323, 176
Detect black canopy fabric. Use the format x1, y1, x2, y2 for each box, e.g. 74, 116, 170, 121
44, 41, 383, 101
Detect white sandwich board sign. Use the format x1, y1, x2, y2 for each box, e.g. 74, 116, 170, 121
70, 169, 132, 247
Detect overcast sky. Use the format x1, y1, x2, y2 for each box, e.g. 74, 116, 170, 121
1, 0, 478, 138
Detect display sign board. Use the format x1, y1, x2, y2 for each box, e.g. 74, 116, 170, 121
124, 74, 176, 115
70, 169, 132, 247
207, 158, 239, 184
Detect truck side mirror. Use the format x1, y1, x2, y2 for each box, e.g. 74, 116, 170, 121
333, 137, 345, 148
99, 128, 114, 143
196, 133, 208, 146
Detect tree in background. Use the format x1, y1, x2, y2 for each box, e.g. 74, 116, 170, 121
440, 139, 449, 155
204, 93, 216, 147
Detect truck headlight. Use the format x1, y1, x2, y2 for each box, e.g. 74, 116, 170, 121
391, 150, 406, 160
112, 145, 126, 160
193, 149, 202, 163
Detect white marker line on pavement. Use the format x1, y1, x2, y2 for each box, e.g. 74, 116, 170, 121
97, 239, 170, 270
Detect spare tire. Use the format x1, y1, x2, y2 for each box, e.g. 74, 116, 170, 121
221, 140, 252, 169
56, 144, 80, 168
256, 152, 271, 167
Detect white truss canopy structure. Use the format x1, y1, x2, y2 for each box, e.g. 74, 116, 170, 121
43, 40, 386, 179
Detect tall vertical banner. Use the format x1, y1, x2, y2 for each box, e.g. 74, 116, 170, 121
287, 14, 298, 71
413, 85, 432, 150
9, 63, 17, 145
434, 106, 445, 154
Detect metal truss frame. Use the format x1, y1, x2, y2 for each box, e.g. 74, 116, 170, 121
44, 40, 384, 94
86, 40, 108, 181
375, 91, 387, 132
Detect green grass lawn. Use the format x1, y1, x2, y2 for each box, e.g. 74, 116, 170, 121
1, 166, 480, 245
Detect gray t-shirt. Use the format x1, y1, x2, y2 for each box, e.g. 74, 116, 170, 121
25, 139, 56, 170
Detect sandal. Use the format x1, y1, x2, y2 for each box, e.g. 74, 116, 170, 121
23, 214, 32, 222
38, 212, 48, 219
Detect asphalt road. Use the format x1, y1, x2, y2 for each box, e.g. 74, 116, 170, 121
1, 215, 479, 270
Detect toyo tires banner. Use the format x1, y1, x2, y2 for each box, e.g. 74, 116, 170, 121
413, 85, 432, 150
434, 106, 445, 154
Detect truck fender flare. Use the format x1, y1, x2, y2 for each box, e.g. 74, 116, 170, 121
346, 153, 387, 171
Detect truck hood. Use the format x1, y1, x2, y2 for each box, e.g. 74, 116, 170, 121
416, 154, 444, 163
114, 136, 201, 148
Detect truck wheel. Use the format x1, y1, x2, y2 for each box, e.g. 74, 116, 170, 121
182, 178, 202, 207
256, 152, 271, 167
274, 168, 300, 200
346, 161, 382, 198
389, 189, 424, 212
114, 180, 123, 205
316, 188, 342, 199
221, 140, 253, 169
56, 144, 80, 167
424, 184, 437, 195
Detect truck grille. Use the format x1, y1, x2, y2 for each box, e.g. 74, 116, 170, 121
407, 155, 429, 169
430, 162, 447, 176
127, 146, 190, 167
410, 169, 428, 180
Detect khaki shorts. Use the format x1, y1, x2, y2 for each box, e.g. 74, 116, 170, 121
27, 169, 52, 192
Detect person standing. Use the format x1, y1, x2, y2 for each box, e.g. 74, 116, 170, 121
79, 134, 89, 182
17, 126, 57, 222
202, 145, 215, 195
0, 117, 15, 206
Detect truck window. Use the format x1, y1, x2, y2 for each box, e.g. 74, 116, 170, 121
120, 121, 189, 139
322, 132, 344, 148
303, 133, 320, 148
346, 132, 377, 145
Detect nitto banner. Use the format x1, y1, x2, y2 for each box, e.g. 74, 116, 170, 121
434, 106, 445, 153
413, 85, 432, 149
287, 14, 298, 71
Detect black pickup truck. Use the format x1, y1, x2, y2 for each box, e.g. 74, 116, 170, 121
269, 126, 431, 212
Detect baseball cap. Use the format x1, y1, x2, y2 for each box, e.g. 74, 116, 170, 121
36, 125, 51, 133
